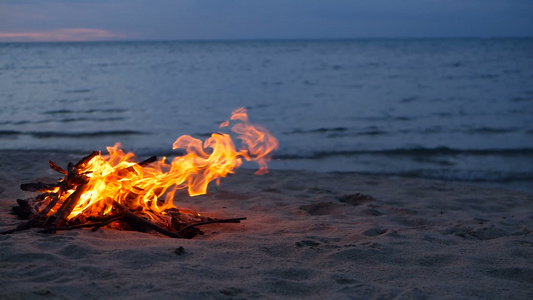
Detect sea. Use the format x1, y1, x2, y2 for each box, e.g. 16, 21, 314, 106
1, 39, 532, 193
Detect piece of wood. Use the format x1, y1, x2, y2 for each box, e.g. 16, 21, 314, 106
113, 201, 187, 238
122, 155, 158, 174
52, 184, 88, 227
75, 151, 99, 168
20, 182, 58, 192
112, 201, 245, 238
45, 212, 125, 232
34, 192, 61, 224
12, 198, 32, 219
0, 217, 39, 234
138, 155, 157, 167
49, 160, 67, 175
176, 217, 246, 236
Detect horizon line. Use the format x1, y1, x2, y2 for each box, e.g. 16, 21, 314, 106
1, 35, 532, 44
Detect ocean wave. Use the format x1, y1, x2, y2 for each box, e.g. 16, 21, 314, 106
43, 108, 128, 114
287, 127, 348, 134
465, 127, 521, 134
33, 130, 144, 138
510, 96, 533, 102
0, 130, 145, 139
274, 147, 533, 159
284, 126, 527, 137
64, 89, 92, 94
286, 127, 391, 137
0, 130, 19, 136
6, 117, 125, 125
353, 169, 533, 183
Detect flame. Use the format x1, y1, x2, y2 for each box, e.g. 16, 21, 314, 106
57, 107, 277, 223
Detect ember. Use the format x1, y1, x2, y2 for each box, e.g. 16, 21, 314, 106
2, 107, 278, 238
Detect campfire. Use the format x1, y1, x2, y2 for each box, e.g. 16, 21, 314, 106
2, 107, 278, 238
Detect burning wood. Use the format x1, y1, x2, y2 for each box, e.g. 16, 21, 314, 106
1, 107, 278, 238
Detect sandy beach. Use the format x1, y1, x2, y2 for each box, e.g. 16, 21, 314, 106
1, 151, 532, 299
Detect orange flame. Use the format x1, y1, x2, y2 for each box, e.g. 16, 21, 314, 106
65, 107, 278, 221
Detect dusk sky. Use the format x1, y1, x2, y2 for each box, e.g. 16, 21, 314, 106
1, 0, 532, 42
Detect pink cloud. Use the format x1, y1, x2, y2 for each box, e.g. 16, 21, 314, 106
0, 28, 127, 42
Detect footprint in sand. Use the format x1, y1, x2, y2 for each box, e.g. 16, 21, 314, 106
299, 202, 338, 216
362, 227, 388, 237
336, 193, 376, 206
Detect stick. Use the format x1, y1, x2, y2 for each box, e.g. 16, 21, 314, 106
113, 201, 186, 238
123, 155, 158, 174
20, 182, 58, 192
75, 151, 99, 168
175, 217, 246, 236
44, 212, 125, 232
0, 215, 45, 234
34, 193, 60, 220
52, 184, 88, 227
112, 201, 245, 238
49, 160, 67, 175
2, 193, 62, 234
138, 155, 157, 167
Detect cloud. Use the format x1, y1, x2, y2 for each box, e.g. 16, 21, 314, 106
0, 28, 127, 42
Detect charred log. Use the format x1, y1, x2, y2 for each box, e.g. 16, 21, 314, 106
20, 182, 58, 192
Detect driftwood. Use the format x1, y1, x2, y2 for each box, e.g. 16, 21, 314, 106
49, 160, 67, 175
0, 152, 246, 238
112, 201, 245, 238
43, 213, 126, 232
20, 182, 59, 192
52, 183, 88, 227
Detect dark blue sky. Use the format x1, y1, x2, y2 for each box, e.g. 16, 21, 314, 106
1, 0, 532, 42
